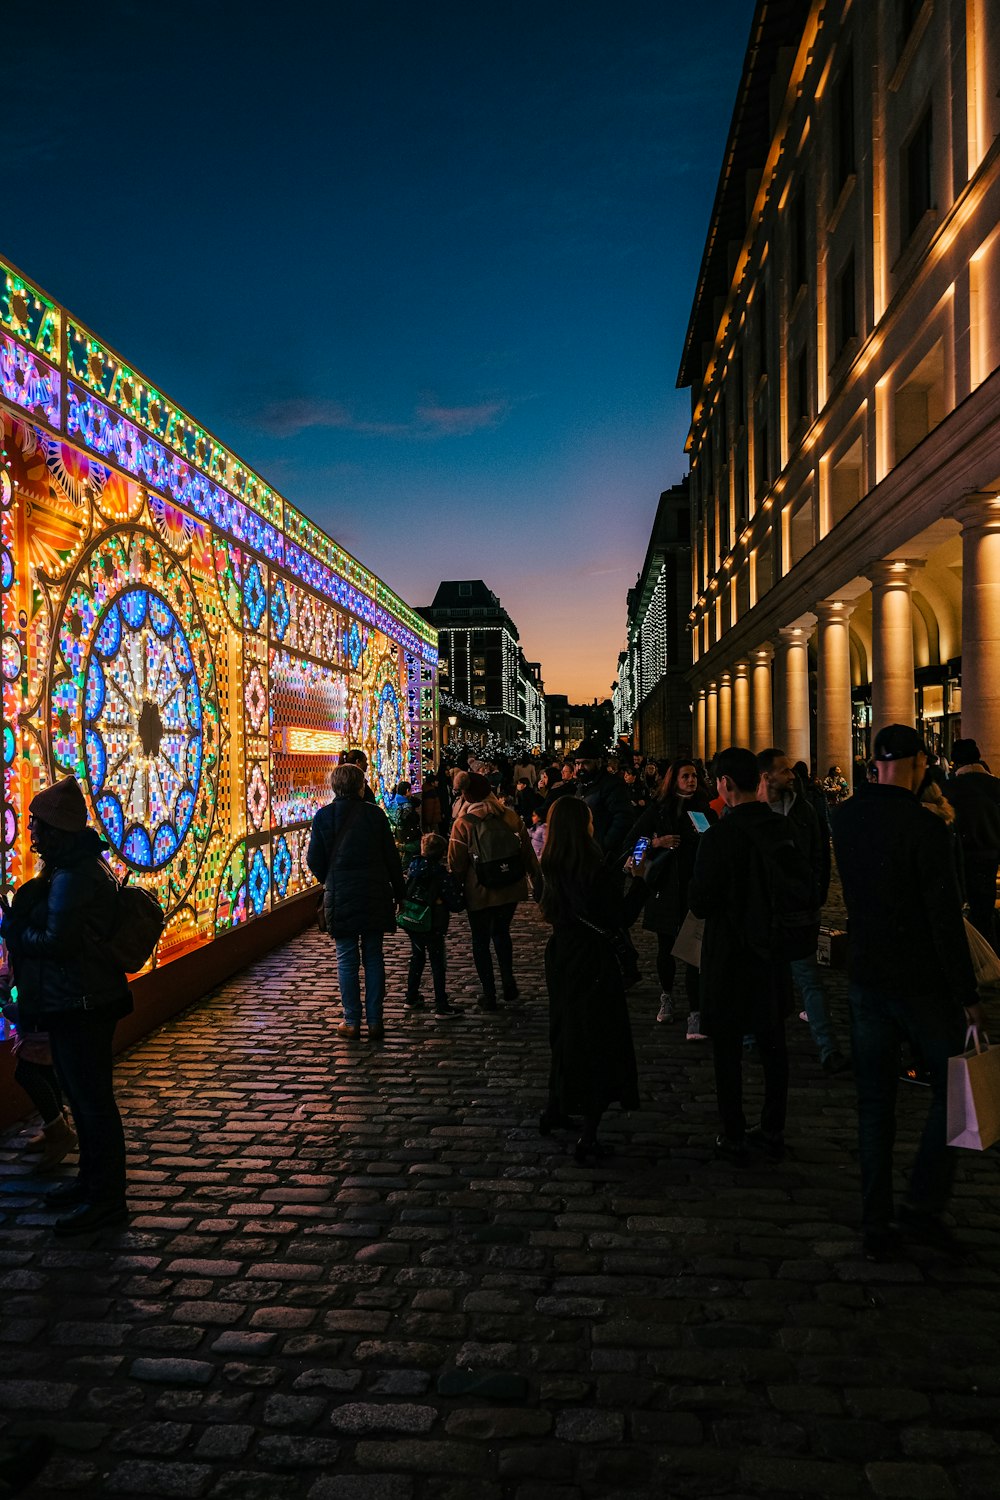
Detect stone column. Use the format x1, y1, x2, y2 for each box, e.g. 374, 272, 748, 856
773, 626, 812, 767
749, 645, 774, 751
866, 559, 924, 732
706, 681, 718, 760
718, 670, 733, 749
733, 661, 751, 747
955, 494, 1000, 769
814, 599, 856, 779
694, 688, 707, 762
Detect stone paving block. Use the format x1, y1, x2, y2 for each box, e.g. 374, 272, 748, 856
2, 904, 999, 1498
865, 1462, 957, 1498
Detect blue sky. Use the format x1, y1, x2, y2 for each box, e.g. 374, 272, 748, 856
7, 0, 752, 699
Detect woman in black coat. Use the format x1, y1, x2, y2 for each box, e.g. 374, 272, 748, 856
306, 763, 406, 1042
539, 796, 641, 1162
625, 760, 716, 1030
2, 776, 132, 1236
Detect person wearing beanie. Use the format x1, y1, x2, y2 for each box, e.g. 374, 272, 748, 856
571, 740, 634, 858
945, 738, 1000, 944
448, 772, 539, 1011
2, 777, 132, 1236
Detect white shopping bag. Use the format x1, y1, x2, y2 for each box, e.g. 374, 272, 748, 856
670, 911, 704, 970
946, 1027, 1000, 1151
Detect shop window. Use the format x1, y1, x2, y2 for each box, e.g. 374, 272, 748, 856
903, 106, 934, 243
831, 437, 864, 525
894, 340, 945, 462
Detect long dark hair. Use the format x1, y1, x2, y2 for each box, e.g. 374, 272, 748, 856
539, 797, 602, 924
657, 759, 711, 806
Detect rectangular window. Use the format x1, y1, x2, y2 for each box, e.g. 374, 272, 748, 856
757, 288, 768, 376
904, 107, 933, 242
833, 51, 855, 195
791, 191, 808, 293
755, 418, 770, 495
835, 251, 857, 357
458, 582, 472, 597
795, 346, 810, 425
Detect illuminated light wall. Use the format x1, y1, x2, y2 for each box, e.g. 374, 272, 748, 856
0, 255, 438, 971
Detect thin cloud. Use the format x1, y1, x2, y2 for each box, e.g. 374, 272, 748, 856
251, 395, 509, 441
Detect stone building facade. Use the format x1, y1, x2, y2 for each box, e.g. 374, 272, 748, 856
681, 0, 1000, 773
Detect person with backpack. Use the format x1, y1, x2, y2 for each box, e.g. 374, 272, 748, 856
399, 833, 465, 1018
448, 771, 539, 1011
386, 781, 422, 866
687, 746, 812, 1166
1, 776, 133, 1235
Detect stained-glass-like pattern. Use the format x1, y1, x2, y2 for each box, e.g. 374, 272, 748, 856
0, 252, 438, 975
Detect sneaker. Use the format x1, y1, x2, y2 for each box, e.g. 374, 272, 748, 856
898, 1205, 970, 1258
746, 1124, 786, 1162
434, 1006, 459, 1020
714, 1134, 750, 1167
686, 1012, 707, 1041
336, 1022, 360, 1040
403, 996, 426, 1012
822, 1049, 852, 1075
656, 993, 674, 1023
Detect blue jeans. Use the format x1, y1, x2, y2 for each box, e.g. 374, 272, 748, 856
790, 954, 839, 1062
848, 984, 966, 1231
335, 932, 386, 1026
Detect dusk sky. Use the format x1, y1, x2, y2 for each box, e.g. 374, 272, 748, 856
7, 0, 752, 701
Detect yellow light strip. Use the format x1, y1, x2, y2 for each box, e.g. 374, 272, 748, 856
279, 727, 344, 755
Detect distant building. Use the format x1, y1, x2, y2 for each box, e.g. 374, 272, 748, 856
681, 1, 1000, 772
419, 581, 546, 749
545, 695, 613, 756
614, 480, 693, 758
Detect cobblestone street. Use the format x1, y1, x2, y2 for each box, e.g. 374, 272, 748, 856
1, 903, 998, 1500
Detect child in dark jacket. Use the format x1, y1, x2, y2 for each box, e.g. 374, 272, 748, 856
402, 834, 464, 1018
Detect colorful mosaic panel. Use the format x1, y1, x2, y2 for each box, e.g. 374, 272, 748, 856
0, 397, 434, 976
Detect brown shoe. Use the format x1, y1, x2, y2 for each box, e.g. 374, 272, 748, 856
38, 1115, 78, 1171
336, 1022, 360, 1040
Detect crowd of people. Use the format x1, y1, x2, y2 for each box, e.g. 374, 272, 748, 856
1, 727, 994, 1262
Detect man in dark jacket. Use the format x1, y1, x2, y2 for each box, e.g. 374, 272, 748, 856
758, 748, 848, 1073
307, 763, 406, 1041
572, 739, 634, 859
832, 724, 983, 1260
688, 746, 795, 1165
944, 737, 1000, 944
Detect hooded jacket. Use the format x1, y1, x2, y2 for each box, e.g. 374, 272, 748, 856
2, 829, 132, 1019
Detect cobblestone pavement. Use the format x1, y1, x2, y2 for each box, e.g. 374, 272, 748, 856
1, 901, 999, 1500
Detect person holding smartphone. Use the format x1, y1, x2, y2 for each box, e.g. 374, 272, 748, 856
624, 760, 716, 1034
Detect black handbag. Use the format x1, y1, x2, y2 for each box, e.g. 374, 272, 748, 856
576, 914, 641, 989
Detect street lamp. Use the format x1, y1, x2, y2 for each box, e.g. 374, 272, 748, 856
447, 713, 458, 746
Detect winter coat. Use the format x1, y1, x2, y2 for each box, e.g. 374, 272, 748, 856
832, 782, 978, 1009
578, 771, 635, 859
944, 766, 1000, 857
307, 796, 406, 937
1, 830, 132, 1021
686, 801, 794, 1038
769, 789, 831, 909
543, 861, 640, 1116
529, 823, 547, 859
625, 794, 716, 935
448, 797, 540, 912
404, 855, 464, 935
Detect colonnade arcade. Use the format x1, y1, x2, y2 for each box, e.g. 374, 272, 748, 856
692, 494, 1000, 774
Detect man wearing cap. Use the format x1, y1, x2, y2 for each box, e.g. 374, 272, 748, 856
832, 724, 983, 1259
571, 739, 634, 858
